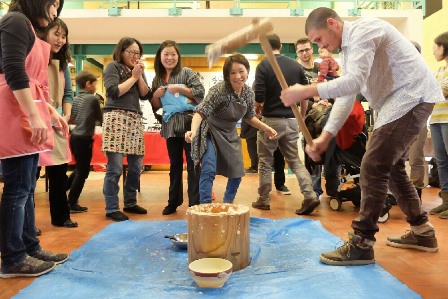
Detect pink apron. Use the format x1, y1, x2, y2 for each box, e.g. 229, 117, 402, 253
0, 28, 54, 159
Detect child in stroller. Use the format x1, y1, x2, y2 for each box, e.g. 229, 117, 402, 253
304, 96, 395, 222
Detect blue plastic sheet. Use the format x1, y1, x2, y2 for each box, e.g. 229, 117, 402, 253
14, 218, 421, 299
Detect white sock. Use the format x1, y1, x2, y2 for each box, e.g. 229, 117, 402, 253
411, 222, 435, 235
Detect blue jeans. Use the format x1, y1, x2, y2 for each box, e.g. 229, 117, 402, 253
430, 123, 448, 190
103, 152, 142, 214
0, 154, 41, 270
199, 137, 242, 204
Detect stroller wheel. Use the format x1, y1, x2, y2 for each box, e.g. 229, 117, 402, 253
329, 197, 342, 211
378, 212, 389, 223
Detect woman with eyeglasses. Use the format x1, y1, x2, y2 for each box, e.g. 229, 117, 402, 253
0, 0, 69, 278
102, 37, 151, 222
151, 40, 205, 215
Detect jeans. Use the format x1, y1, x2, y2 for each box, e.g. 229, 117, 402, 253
430, 123, 448, 191
257, 118, 316, 203
199, 137, 242, 204
0, 154, 41, 270
353, 103, 434, 241
166, 137, 199, 208
103, 152, 142, 214
68, 135, 94, 205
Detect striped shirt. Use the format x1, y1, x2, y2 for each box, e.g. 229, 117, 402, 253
71, 90, 103, 136
318, 18, 444, 135
151, 67, 204, 138
430, 64, 448, 124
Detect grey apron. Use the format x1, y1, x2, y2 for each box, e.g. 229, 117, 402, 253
207, 98, 247, 178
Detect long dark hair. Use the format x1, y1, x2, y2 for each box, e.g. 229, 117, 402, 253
44, 18, 71, 71
112, 37, 144, 64
9, 0, 64, 32
153, 40, 182, 81
434, 32, 448, 58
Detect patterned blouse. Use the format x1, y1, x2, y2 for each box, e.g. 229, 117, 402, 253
151, 67, 205, 138
191, 81, 255, 166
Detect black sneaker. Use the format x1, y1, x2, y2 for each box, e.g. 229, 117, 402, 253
31, 249, 69, 265
0, 256, 56, 278
251, 198, 270, 210
386, 230, 438, 253
162, 206, 177, 215
276, 185, 291, 195
106, 211, 129, 222
123, 205, 147, 214
320, 233, 375, 266
52, 219, 78, 228
295, 197, 320, 215
70, 203, 88, 213
245, 167, 258, 174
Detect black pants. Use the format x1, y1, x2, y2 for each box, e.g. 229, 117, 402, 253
166, 137, 199, 208
273, 148, 285, 189
46, 164, 70, 225
68, 135, 93, 205
246, 136, 258, 169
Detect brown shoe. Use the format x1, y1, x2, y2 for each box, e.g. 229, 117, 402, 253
0, 256, 55, 278
295, 197, 320, 215
252, 198, 270, 210
320, 233, 375, 266
386, 230, 438, 252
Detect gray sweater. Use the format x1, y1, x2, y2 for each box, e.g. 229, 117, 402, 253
71, 90, 103, 137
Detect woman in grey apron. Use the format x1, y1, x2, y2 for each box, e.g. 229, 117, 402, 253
186, 54, 276, 204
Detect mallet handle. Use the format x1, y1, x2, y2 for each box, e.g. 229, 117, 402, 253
259, 34, 314, 146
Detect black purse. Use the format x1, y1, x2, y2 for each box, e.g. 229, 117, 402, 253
173, 111, 194, 135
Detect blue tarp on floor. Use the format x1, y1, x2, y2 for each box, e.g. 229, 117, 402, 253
14, 218, 421, 299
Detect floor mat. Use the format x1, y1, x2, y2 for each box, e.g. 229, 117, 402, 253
14, 218, 421, 299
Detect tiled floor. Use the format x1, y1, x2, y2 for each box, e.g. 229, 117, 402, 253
1, 170, 447, 298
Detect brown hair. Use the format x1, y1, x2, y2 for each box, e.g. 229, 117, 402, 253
112, 37, 143, 64
305, 7, 342, 35
75, 70, 97, 89
295, 37, 312, 48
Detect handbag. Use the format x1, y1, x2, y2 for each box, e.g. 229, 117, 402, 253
173, 111, 194, 135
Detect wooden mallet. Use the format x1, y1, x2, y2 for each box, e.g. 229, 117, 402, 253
205, 19, 314, 146
205, 18, 274, 68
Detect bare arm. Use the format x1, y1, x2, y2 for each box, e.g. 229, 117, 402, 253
244, 116, 277, 139
62, 102, 72, 122
281, 83, 319, 107
185, 112, 204, 143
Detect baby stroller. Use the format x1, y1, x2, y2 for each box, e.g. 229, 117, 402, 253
304, 99, 395, 223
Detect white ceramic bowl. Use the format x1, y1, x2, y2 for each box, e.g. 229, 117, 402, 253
188, 258, 233, 288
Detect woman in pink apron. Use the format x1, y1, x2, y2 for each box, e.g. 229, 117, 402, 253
0, 0, 69, 278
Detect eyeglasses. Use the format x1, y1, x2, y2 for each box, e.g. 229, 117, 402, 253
125, 50, 142, 58
296, 48, 312, 54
